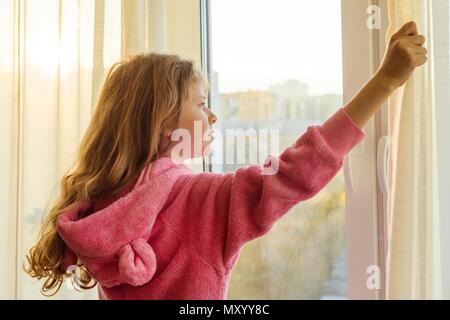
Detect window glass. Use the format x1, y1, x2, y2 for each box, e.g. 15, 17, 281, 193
209, 0, 347, 299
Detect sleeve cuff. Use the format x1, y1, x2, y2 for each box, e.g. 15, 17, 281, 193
317, 107, 366, 157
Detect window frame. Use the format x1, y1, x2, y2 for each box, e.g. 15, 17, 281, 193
341, 0, 389, 300
199, 0, 213, 173
199, 0, 389, 300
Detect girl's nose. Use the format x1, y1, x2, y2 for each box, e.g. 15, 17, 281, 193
208, 109, 218, 125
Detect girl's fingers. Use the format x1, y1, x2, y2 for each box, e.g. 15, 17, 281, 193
408, 34, 426, 46
411, 46, 428, 55
397, 21, 418, 36
414, 55, 428, 66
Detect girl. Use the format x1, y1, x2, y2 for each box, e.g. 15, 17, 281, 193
25, 21, 427, 299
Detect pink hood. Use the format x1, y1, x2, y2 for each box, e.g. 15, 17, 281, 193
56, 158, 191, 288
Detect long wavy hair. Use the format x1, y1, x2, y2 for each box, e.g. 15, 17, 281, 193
24, 52, 206, 296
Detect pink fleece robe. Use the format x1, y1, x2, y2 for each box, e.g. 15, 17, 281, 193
56, 107, 365, 300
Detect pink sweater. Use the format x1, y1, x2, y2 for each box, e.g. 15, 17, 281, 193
56, 107, 365, 300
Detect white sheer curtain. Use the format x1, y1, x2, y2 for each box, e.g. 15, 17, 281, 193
386, 0, 450, 299
0, 0, 201, 300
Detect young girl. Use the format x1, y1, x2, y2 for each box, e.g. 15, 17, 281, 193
25, 21, 426, 299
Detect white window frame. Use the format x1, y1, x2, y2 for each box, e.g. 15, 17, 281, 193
200, 0, 389, 300
342, 0, 389, 300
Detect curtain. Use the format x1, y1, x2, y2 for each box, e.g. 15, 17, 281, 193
386, 0, 450, 299
0, 0, 201, 300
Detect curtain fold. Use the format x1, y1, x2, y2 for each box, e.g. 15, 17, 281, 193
0, 0, 201, 299
386, 0, 450, 299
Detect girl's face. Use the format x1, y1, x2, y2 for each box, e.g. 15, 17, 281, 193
158, 81, 218, 160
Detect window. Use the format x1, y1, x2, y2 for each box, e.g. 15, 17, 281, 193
203, 0, 351, 299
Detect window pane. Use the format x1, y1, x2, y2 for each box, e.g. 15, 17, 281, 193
209, 0, 346, 299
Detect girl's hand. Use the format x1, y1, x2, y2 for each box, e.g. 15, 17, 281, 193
343, 21, 427, 129
375, 21, 428, 91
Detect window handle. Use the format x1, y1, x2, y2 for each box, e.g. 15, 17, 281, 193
377, 135, 390, 194
344, 155, 354, 193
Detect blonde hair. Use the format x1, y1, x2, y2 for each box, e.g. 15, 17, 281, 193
24, 52, 207, 296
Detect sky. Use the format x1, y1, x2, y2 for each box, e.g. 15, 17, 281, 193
210, 0, 343, 96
